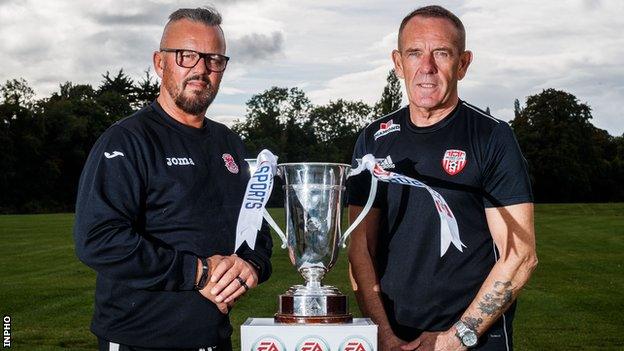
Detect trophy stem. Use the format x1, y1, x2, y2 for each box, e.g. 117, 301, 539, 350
301, 267, 325, 290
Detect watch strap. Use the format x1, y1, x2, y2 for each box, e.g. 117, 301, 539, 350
454, 320, 477, 347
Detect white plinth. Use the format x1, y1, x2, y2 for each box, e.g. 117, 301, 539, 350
241, 318, 377, 351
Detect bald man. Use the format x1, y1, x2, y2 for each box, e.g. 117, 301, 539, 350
74, 7, 272, 351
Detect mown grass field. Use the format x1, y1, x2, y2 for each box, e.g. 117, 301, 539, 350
0, 204, 622, 350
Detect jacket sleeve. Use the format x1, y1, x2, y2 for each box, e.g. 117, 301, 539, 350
73, 125, 198, 291
236, 220, 273, 284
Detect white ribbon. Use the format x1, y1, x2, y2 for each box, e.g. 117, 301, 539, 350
234, 149, 278, 251
350, 154, 465, 257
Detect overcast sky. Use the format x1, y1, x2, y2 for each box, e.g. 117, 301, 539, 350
1, 0, 622, 135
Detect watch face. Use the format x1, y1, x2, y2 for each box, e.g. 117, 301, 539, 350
462, 332, 478, 347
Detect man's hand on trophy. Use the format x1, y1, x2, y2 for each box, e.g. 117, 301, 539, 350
209, 254, 259, 304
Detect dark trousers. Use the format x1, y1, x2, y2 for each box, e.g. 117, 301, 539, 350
97, 337, 232, 351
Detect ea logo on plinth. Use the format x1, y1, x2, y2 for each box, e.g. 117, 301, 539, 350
339, 336, 373, 351
296, 336, 329, 351
251, 335, 285, 351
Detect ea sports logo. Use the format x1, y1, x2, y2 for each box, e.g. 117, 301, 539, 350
251, 336, 285, 351
339, 336, 373, 351
296, 336, 329, 351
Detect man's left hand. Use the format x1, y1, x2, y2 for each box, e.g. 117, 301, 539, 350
400, 329, 466, 351
209, 254, 259, 303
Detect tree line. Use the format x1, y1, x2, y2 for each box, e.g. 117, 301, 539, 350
0, 70, 622, 213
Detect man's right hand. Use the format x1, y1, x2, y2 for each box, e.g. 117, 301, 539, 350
208, 254, 258, 303
379, 326, 407, 351
198, 280, 232, 314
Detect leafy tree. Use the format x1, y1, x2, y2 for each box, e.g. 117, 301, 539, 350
47, 82, 110, 194
0, 79, 39, 211
233, 87, 317, 207
3, 70, 624, 213
511, 89, 604, 202
373, 69, 402, 117
1, 78, 35, 109
590, 131, 624, 201
514, 98, 522, 119
97, 69, 134, 119
99, 69, 135, 96
233, 87, 315, 162
309, 99, 372, 163
133, 68, 160, 109
0, 78, 120, 213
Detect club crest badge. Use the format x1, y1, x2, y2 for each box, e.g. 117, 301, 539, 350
373, 119, 401, 140
442, 149, 467, 176
222, 153, 239, 174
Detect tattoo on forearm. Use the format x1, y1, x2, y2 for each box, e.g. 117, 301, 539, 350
463, 316, 483, 331
477, 281, 514, 316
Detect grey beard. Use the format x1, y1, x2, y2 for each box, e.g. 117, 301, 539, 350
174, 88, 216, 116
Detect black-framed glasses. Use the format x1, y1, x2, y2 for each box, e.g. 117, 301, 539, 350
160, 48, 230, 72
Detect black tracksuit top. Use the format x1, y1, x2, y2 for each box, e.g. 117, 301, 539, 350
74, 101, 272, 348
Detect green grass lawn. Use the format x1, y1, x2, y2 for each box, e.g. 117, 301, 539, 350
0, 204, 622, 350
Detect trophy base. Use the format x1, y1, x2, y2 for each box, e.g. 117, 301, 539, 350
274, 290, 352, 324
274, 313, 353, 324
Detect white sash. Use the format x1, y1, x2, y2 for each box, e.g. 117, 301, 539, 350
234, 149, 278, 251
350, 154, 464, 256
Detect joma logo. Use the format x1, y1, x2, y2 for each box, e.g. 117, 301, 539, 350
166, 157, 195, 166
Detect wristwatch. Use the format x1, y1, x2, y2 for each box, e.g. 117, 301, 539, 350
454, 320, 478, 348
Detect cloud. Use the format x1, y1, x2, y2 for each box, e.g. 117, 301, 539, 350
0, 0, 622, 136
456, 0, 624, 135
207, 102, 246, 127
219, 86, 246, 95
583, 0, 603, 10
90, 12, 164, 26
228, 32, 284, 63
212, 115, 243, 127
87, 1, 167, 26
308, 64, 395, 105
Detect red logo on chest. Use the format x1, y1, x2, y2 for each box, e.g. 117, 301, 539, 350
222, 153, 239, 174
442, 149, 467, 175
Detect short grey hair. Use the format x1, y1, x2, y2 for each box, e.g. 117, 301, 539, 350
160, 7, 224, 49
398, 5, 466, 52
167, 6, 222, 27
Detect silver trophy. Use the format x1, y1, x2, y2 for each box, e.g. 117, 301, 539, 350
246, 160, 374, 323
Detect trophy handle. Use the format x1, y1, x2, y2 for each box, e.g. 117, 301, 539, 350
339, 176, 378, 248
263, 208, 288, 249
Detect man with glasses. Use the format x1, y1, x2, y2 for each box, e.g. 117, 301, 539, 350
347, 5, 537, 351
74, 7, 272, 351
